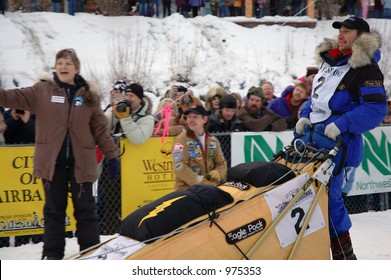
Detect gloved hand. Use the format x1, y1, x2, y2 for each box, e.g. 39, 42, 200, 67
200, 177, 217, 186
295, 118, 311, 135
324, 122, 341, 140
108, 158, 120, 181
113, 100, 131, 119
208, 170, 222, 182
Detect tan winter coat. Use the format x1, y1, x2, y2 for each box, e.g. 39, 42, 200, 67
0, 78, 117, 183
172, 131, 227, 190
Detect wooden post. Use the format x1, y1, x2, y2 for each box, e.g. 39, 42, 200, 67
306, 0, 315, 19
245, 0, 253, 18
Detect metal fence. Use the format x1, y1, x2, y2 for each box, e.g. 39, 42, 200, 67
95, 132, 391, 236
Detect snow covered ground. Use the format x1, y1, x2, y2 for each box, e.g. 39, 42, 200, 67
0, 209, 390, 260
1, 10, 390, 279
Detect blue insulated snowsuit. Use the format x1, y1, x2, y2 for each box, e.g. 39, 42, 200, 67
299, 31, 387, 237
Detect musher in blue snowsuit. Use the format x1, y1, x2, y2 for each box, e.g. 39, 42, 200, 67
295, 17, 387, 260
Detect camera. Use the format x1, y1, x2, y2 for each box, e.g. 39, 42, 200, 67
116, 100, 131, 113
15, 109, 25, 115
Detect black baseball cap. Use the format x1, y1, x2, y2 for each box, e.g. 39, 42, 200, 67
184, 105, 209, 116
332, 16, 370, 33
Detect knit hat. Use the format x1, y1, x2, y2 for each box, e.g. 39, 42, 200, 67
219, 95, 237, 109
247, 86, 264, 101
126, 83, 144, 101
306, 67, 318, 77
112, 80, 127, 94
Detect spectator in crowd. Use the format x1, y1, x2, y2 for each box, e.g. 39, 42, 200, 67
0, 107, 5, 145
154, 98, 185, 136
260, 81, 278, 107
231, 92, 244, 109
106, 83, 154, 145
163, 0, 172, 17
4, 109, 35, 144
232, 0, 243, 16
360, 0, 371, 18
176, 0, 185, 14
138, 0, 149, 16
205, 85, 227, 114
29, 0, 40, 11
218, 0, 229, 17
267, 82, 309, 129
237, 86, 287, 132
68, 0, 76, 15
77, 0, 86, 12
51, 0, 61, 12
0, 48, 120, 260
208, 94, 243, 133
151, 0, 160, 17
189, 0, 203, 16
297, 66, 318, 92
373, 0, 384, 18
295, 17, 387, 260
255, 0, 266, 18
3, 108, 43, 246
345, 0, 358, 16
316, 0, 332, 19
208, 94, 243, 168
174, 85, 203, 115
102, 82, 154, 234
0, 0, 6, 15
0, 107, 6, 248
210, 0, 218, 15
384, 0, 391, 18
382, 98, 391, 124
103, 80, 127, 112
172, 105, 227, 190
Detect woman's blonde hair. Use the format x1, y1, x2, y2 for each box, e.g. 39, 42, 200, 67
55, 48, 80, 71
156, 98, 179, 117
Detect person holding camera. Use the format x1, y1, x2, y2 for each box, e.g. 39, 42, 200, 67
98, 83, 154, 235
3, 108, 35, 144
106, 83, 155, 145
0, 48, 120, 259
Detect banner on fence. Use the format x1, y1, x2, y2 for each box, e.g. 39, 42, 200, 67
0, 145, 76, 238
231, 127, 391, 196
120, 137, 176, 218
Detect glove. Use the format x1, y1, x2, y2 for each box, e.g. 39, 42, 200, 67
108, 158, 120, 181
208, 170, 222, 182
200, 177, 217, 186
324, 122, 341, 140
113, 100, 131, 119
295, 118, 311, 135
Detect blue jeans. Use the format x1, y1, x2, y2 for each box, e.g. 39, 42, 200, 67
139, 3, 148, 16
68, 0, 76, 16
150, 0, 160, 17
30, 0, 40, 11
52, 3, 61, 13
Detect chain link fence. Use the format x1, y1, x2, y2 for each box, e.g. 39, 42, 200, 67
96, 132, 391, 236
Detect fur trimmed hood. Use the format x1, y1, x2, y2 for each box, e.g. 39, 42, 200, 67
39, 74, 101, 107
315, 31, 382, 69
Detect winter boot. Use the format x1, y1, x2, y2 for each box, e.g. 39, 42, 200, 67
330, 231, 357, 260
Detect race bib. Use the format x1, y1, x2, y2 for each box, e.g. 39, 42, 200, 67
310, 63, 350, 123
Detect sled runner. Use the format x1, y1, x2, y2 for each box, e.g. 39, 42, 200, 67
71, 138, 343, 260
